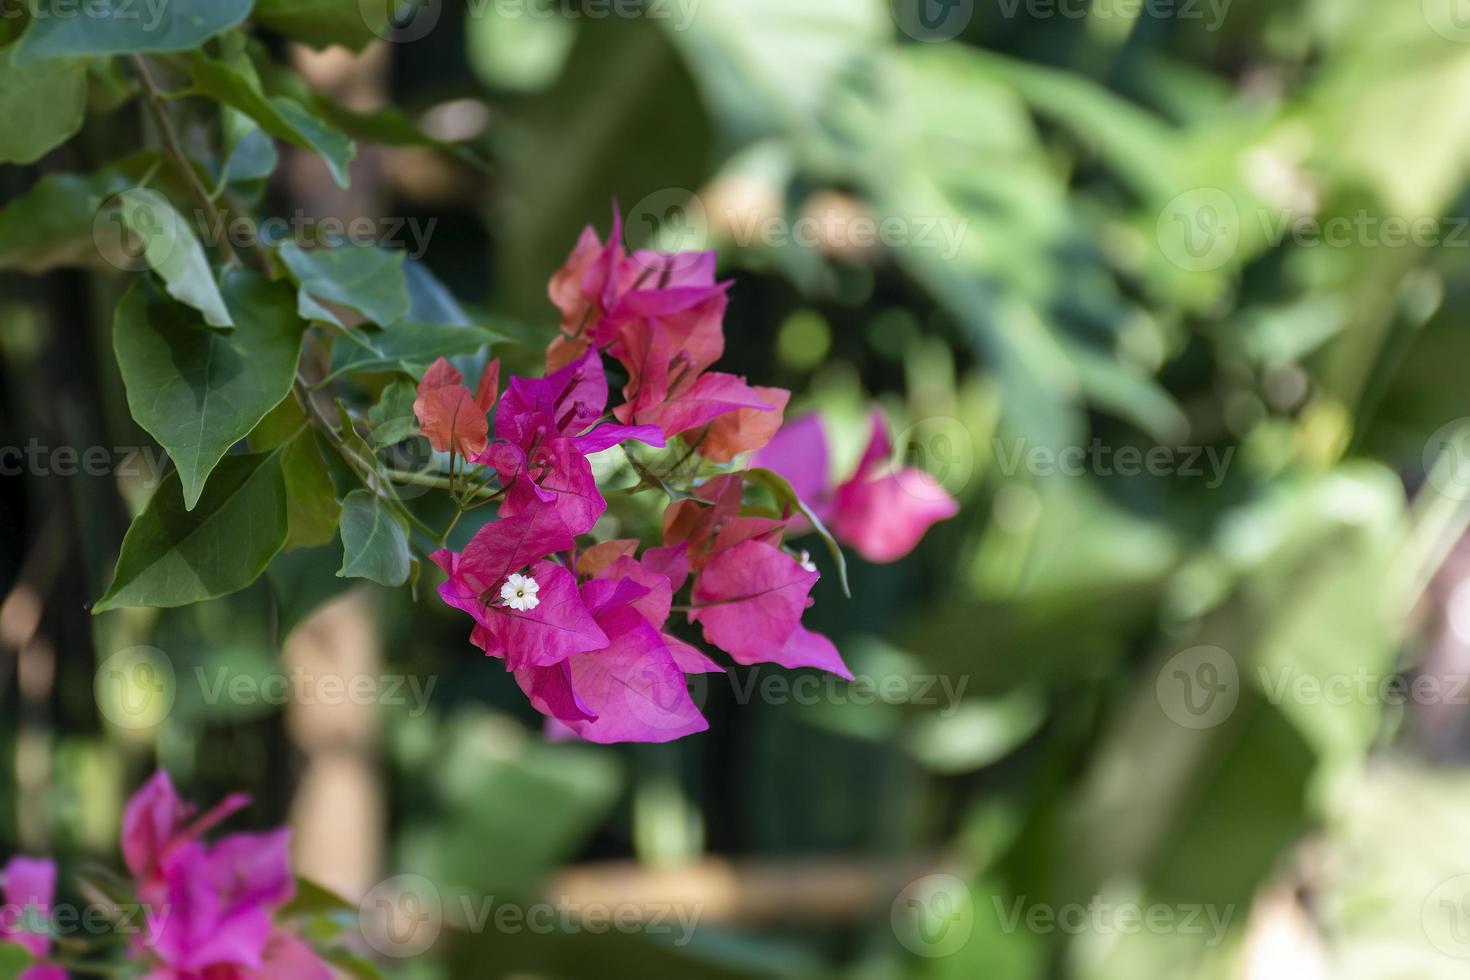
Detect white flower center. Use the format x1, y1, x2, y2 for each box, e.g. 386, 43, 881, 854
500, 573, 541, 612
798, 550, 817, 573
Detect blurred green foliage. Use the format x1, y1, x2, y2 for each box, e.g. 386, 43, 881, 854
8, 0, 1470, 977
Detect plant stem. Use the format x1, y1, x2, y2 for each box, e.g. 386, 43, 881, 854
130, 55, 243, 269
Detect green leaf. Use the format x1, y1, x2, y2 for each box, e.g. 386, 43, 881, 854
188, 55, 356, 188
111, 187, 234, 329
0, 44, 87, 164
0, 943, 31, 980
280, 431, 342, 550
279, 876, 357, 919
747, 467, 851, 598
93, 450, 288, 612
368, 379, 420, 447
113, 272, 305, 510
220, 109, 280, 187
337, 490, 411, 587
266, 544, 355, 641
252, 0, 388, 52
251, 399, 343, 550
326, 321, 507, 380
277, 241, 410, 326
12, 0, 252, 62
0, 170, 131, 272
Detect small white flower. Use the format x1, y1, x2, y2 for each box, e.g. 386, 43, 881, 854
500, 573, 541, 612
798, 550, 817, 573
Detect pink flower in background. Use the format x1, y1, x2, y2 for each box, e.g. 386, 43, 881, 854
0, 856, 65, 980
754, 410, 959, 563
123, 769, 250, 891
124, 771, 328, 980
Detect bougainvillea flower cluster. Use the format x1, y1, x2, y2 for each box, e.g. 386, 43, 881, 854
122, 770, 328, 979
2, 771, 327, 979
419, 212, 957, 743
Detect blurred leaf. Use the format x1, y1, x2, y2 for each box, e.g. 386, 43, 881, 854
252, 0, 387, 52
0, 170, 132, 272
189, 55, 356, 189
0, 45, 86, 163
12, 0, 250, 61
266, 543, 355, 641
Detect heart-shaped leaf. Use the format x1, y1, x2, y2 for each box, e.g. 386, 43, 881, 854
338, 490, 411, 587
113, 272, 305, 510
93, 450, 289, 612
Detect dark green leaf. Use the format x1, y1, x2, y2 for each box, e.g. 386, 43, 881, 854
188, 55, 356, 188
326, 321, 507, 380
113, 272, 304, 510
0, 170, 132, 272
368, 379, 420, 447
12, 0, 252, 62
0, 44, 87, 163
252, 0, 388, 52
266, 544, 355, 641
93, 451, 288, 612
277, 241, 410, 326
337, 489, 411, 587
111, 187, 234, 328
